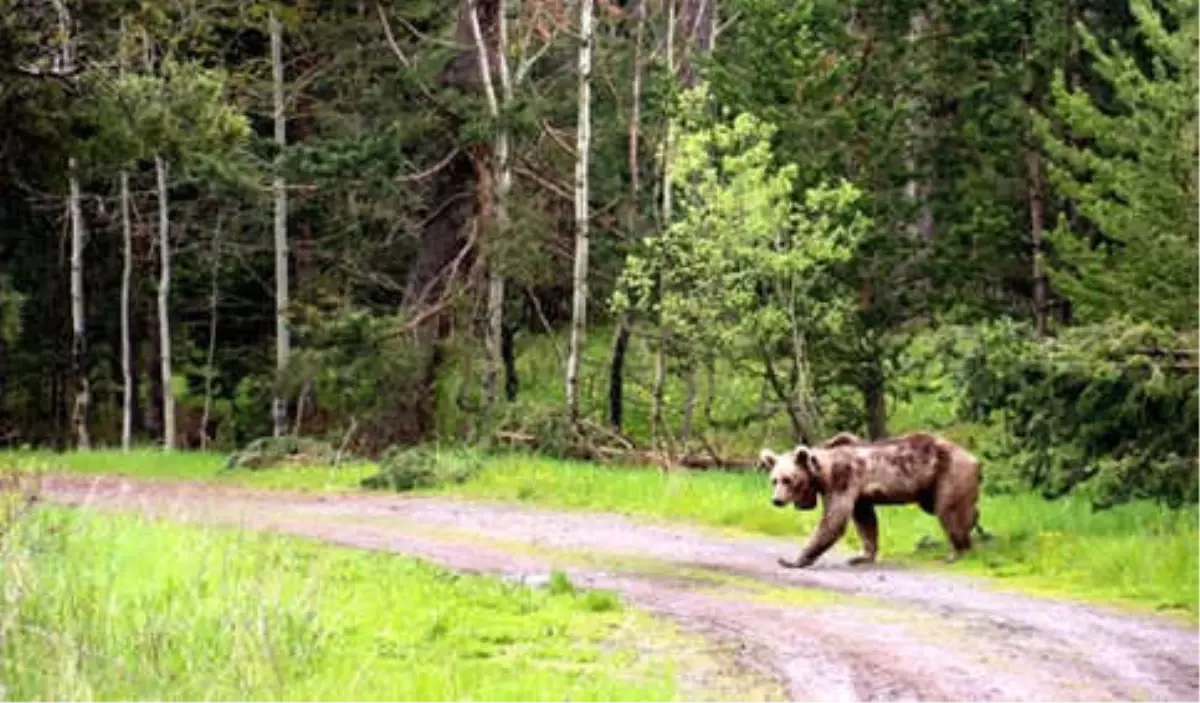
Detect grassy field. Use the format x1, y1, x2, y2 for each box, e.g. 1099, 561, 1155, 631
0, 503, 738, 701
3, 447, 1196, 620
0, 447, 372, 491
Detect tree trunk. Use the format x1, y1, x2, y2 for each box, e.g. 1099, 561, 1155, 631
120, 170, 133, 451
608, 0, 646, 433
145, 305, 162, 438
565, 0, 594, 422
68, 164, 89, 449
761, 347, 806, 443
1026, 144, 1048, 338
863, 364, 887, 440
271, 10, 291, 436
468, 0, 510, 418
501, 321, 518, 401
651, 0, 677, 447
607, 319, 632, 429
155, 155, 175, 451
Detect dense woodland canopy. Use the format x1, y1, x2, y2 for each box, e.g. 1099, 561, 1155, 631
0, 0, 1196, 505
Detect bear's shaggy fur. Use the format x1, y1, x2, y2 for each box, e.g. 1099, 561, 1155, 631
759, 432, 982, 568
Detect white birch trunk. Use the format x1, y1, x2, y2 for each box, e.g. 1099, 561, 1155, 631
155, 155, 175, 451
120, 170, 133, 451
468, 0, 509, 415
565, 0, 594, 421
68, 163, 89, 449
54, 0, 88, 449
651, 0, 677, 444
271, 10, 290, 437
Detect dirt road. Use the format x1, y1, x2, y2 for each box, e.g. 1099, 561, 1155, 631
38, 474, 1199, 702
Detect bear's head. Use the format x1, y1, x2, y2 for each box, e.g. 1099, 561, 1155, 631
759, 445, 820, 510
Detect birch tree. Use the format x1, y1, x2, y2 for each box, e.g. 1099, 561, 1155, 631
565, 0, 594, 421
49, 0, 90, 448
465, 0, 557, 417
154, 151, 175, 450
270, 9, 290, 437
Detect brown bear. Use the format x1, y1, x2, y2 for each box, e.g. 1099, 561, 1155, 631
759, 432, 982, 568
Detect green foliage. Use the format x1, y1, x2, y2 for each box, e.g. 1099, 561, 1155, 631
958, 319, 1198, 507
0, 508, 684, 700
288, 306, 434, 453
615, 84, 866, 363
1037, 0, 1199, 329
0, 274, 25, 346
360, 445, 482, 492
612, 84, 868, 439
88, 56, 250, 171
225, 436, 342, 471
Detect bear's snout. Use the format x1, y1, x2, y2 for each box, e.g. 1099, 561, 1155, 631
772, 498, 786, 508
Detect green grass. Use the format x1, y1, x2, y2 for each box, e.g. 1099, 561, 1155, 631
438, 453, 1199, 620
0, 506, 723, 701
0, 448, 373, 492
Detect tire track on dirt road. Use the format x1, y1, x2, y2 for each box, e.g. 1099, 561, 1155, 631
37, 475, 1200, 702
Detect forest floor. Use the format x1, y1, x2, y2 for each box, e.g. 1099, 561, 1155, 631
37, 473, 1199, 702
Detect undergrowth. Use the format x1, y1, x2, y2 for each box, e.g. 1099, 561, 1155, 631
0, 506, 688, 701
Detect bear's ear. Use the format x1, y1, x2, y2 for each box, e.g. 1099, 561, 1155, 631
793, 445, 817, 474
758, 449, 778, 469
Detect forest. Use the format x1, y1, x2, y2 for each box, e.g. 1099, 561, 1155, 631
0, 0, 1196, 508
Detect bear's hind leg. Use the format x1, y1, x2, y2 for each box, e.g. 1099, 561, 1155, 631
938, 502, 974, 562
848, 500, 878, 566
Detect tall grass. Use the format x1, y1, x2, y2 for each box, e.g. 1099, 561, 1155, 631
442, 454, 1199, 619
0, 506, 689, 701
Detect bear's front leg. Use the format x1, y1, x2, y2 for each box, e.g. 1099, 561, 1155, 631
779, 495, 852, 569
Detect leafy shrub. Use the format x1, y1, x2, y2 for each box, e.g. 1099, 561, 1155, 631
360, 446, 482, 492
957, 318, 1198, 508
225, 436, 342, 470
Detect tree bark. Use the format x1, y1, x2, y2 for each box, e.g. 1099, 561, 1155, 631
501, 321, 518, 401
271, 10, 291, 436
155, 155, 175, 451
56, 0, 88, 449
651, 0, 678, 447
68, 163, 89, 449
863, 364, 887, 441
566, 0, 594, 422
468, 0, 509, 417
120, 170, 133, 451
608, 0, 646, 433
607, 319, 632, 429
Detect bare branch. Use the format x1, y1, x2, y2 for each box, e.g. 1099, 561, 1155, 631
375, 1, 413, 68
467, 0, 501, 118
397, 147, 462, 183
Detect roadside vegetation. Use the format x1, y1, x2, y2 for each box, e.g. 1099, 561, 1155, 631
0, 499, 734, 701
6, 444, 1195, 621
